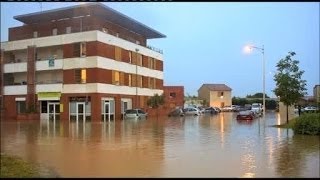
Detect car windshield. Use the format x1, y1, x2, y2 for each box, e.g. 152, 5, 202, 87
138, 110, 145, 114
125, 110, 137, 114
252, 105, 260, 108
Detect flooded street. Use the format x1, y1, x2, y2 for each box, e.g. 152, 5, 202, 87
1, 111, 319, 178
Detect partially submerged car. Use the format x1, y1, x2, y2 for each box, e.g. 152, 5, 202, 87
183, 107, 201, 116
168, 108, 184, 117
236, 110, 256, 120
124, 109, 148, 120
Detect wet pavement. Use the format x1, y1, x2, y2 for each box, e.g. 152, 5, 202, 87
1, 111, 319, 177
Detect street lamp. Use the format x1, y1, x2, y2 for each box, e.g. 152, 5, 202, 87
135, 48, 139, 108
244, 44, 266, 117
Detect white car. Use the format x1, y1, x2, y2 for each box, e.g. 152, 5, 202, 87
251, 103, 263, 116
124, 109, 148, 120
184, 107, 201, 116
303, 106, 318, 113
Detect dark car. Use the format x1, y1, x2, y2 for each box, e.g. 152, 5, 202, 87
204, 107, 218, 114
236, 110, 255, 120
168, 108, 184, 117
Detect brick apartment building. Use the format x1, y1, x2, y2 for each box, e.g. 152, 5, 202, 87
0, 3, 167, 122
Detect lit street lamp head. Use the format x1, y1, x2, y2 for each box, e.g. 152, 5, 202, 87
243, 45, 253, 54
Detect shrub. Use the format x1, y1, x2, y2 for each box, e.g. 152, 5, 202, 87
293, 113, 320, 135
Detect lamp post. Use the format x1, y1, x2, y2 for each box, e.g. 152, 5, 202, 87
135, 48, 139, 108
244, 44, 265, 117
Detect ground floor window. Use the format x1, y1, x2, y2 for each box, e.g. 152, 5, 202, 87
16, 101, 26, 114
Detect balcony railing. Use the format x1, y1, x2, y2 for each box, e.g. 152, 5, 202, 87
146, 45, 163, 54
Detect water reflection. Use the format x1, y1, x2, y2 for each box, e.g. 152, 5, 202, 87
1, 112, 319, 177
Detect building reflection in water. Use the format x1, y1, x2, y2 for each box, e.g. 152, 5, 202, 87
1, 112, 319, 177
1, 119, 166, 177
220, 113, 225, 149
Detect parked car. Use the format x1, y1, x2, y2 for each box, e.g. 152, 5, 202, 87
197, 106, 206, 114
236, 110, 256, 120
221, 106, 233, 112
303, 106, 319, 113
124, 109, 148, 120
204, 107, 218, 114
213, 107, 221, 113
168, 108, 184, 117
251, 103, 263, 117
183, 107, 201, 116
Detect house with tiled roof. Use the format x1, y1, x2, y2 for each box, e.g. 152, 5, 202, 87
198, 84, 232, 108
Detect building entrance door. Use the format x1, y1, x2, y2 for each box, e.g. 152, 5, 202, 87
76, 102, 86, 123
103, 101, 111, 123
48, 102, 60, 122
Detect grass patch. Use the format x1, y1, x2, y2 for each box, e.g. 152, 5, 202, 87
0, 154, 40, 178
271, 113, 320, 135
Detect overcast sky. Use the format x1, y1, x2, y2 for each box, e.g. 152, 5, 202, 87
1, 2, 319, 97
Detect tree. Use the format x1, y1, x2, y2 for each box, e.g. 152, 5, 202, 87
246, 93, 269, 98
147, 93, 165, 119
273, 51, 307, 124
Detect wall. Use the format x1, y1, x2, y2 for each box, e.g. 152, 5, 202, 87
279, 102, 297, 122
210, 91, 232, 108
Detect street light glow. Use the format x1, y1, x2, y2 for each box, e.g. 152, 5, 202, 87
243, 45, 253, 54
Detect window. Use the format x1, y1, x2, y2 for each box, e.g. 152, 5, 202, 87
41, 101, 47, 113
73, 43, 80, 57
116, 32, 119, 37
148, 77, 151, 88
153, 59, 157, 69
52, 28, 57, 35
113, 71, 120, 85
33, 31, 38, 38
139, 76, 143, 87
75, 69, 86, 83
80, 42, 86, 57
120, 72, 125, 85
16, 101, 26, 114
129, 51, 132, 63
138, 54, 142, 66
170, 92, 176, 98
217, 91, 224, 97
149, 57, 154, 69
128, 74, 132, 87
153, 78, 156, 89
66, 27, 71, 34
115, 47, 121, 61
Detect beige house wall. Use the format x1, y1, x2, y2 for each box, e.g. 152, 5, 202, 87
210, 91, 232, 108
198, 86, 210, 105
279, 102, 297, 122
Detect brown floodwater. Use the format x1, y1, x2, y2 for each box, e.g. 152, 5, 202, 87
1, 111, 319, 177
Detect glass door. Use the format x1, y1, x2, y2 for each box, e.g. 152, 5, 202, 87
48, 102, 60, 122
76, 102, 86, 123
103, 101, 110, 123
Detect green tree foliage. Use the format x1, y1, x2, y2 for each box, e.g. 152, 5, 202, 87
147, 93, 165, 109
147, 93, 165, 119
246, 93, 269, 98
273, 51, 307, 123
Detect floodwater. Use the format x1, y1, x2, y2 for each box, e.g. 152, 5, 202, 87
1, 112, 319, 178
